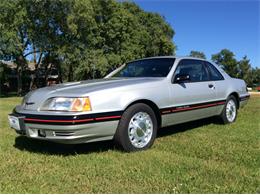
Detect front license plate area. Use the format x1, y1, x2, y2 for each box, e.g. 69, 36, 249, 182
8, 115, 25, 131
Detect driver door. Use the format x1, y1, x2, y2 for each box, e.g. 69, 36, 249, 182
166, 59, 217, 125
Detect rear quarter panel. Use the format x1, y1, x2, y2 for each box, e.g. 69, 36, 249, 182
214, 77, 248, 113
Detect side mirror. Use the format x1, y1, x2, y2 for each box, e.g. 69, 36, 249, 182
174, 74, 190, 83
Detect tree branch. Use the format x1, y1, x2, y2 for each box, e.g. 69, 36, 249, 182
23, 50, 41, 58
36, 52, 43, 68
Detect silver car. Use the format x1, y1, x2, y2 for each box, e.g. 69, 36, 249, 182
8, 56, 250, 152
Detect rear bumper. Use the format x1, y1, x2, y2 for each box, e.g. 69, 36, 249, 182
9, 111, 120, 144
239, 94, 250, 108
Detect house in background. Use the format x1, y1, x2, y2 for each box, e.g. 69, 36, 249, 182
0, 61, 60, 95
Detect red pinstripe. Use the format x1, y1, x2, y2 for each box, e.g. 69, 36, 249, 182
95, 116, 121, 120
24, 118, 94, 123
24, 115, 121, 123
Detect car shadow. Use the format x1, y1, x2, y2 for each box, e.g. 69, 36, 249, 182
157, 116, 222, 138
14, 116, 222, 156
14, 137, 116, 156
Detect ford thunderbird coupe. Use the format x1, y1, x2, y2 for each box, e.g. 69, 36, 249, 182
9, 56, 250, 151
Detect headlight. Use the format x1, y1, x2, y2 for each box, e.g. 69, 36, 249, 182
40, 97, 91, 112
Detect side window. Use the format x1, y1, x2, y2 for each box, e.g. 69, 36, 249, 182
174, 59, 209, 82
205, 62, 224, 81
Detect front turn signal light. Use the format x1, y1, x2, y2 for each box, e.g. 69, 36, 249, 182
71, 97, 92, 112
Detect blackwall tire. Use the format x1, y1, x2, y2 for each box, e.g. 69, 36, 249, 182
114, 103, 158, 152
220, 95, 238, 124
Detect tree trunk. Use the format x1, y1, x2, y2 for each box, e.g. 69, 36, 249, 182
17, 65, 22, 96
44, 64, 50, 86
29, 50, 42, 90
29, 46, 37, 90
16, 55, 26, 96
57, 63, 63, 83
68, 64, 73, 82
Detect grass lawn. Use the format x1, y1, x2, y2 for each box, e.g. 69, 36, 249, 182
0, 96, 259, 193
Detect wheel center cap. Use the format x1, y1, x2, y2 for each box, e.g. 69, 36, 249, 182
136, 122, 146, 137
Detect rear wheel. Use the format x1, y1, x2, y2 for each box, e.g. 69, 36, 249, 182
220, 95, 238, 124
114, 103, 157, 152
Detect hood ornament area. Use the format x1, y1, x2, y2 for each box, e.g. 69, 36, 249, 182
25, 102, 35, 105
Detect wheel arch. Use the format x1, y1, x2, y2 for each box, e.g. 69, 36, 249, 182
228, 92, 240, 109
124, 99, 162, 128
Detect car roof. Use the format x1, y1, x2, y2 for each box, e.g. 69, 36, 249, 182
131, 56, 209, 62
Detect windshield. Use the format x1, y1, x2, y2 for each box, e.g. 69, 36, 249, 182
112, 58, 175, 78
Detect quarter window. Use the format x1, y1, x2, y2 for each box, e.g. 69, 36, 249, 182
174, 59, 209, 82
205, 62, 224, 81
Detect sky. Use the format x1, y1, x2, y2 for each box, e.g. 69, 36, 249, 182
133, 0, 260, 68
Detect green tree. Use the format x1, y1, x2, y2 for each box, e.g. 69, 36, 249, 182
26, 0, 73, 87
0, 0, 176, 93
238, 56, 252, 86
252, 68, 260, 86
189, 51, 206, 59
211, 49, 238, 78
0, 0, 30, 95
59, 0, 176, 81
0, 0, 72, 94
123, 2, 175, 57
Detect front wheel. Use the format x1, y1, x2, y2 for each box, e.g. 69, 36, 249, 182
114, 103, 158, 152
220, 95, 238, 124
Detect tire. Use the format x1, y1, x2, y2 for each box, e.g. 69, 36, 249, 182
114, 103, 158, 152
220, 95, 238, 124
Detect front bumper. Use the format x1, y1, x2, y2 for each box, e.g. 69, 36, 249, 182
9, 110, 121, 144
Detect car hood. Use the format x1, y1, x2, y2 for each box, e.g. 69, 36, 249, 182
22, 77, 164, 111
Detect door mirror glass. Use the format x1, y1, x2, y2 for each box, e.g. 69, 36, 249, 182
174, 74, 190, 83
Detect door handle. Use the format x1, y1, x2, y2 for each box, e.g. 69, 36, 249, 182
208, 84, 214, 88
